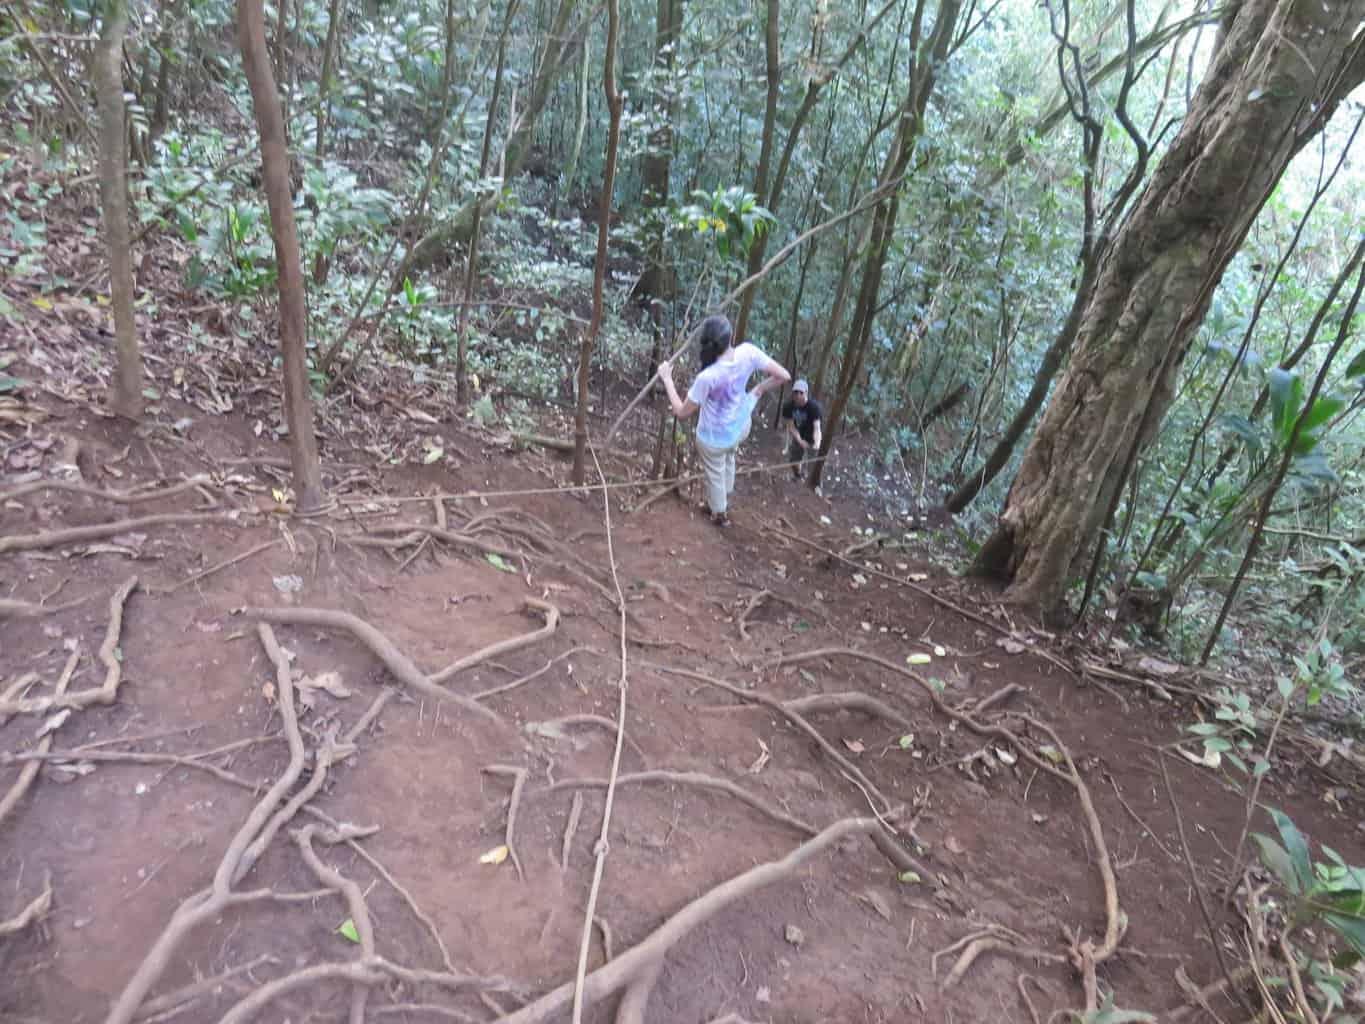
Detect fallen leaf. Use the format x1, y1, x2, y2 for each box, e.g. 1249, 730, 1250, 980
485, 553, 517, 573
422, 446, 444, 464
479, 845, 510, 866
746, 739, 771, 775
996, 637, 1026, 655
933, 645, 947, 657
783, 924, 805, 947
944, 836, 965, 856
907, 572, 929, 582
37, 709, 71, 737
262, 681, 277, 704
338, 919, 360, 943
755, 986, 772, 1004
1038, 745, 1065, 765
406, 407, 440, 424
1031, 813, 1049, 826
994, 747, 1017, 766
897, 734, 914, 749
905, 653, 932, 666
819, 515, 832, 526
298, 671, 351, 700
842, 738, 865, 754
272, 574, 303, 594
1137, 656, 1182, 677
897, 870, 922, 885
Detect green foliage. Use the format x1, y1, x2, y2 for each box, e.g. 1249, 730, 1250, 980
676, 186, 775, 261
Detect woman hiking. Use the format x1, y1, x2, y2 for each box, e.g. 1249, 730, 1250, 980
657, 315, 791, 527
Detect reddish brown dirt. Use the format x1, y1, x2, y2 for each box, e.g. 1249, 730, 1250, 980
2, 390, 1361, 1024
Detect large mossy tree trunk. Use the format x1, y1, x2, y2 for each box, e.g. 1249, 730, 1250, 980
239, 0, 325, 511
635, 0, 682, 300
973, 0, 1365, 615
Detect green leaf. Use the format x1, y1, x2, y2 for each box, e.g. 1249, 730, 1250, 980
897, 870, 922, 884
1252, 833, 1302, 893
1325, 913, 1365, 959
1299, 394, 1345, 434
337, 919, 360, 943
897, 734, 914, 749
484, 553, 517, 574
1268, 368, 1303, 444
0, 374, 24, 393
1082, 992, 1157, 1023
1268, 808, 1314, 892
1345, 347, 1365, 379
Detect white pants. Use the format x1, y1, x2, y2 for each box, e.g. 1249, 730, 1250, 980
696, 438, 737, 515
695, 418, 751, 516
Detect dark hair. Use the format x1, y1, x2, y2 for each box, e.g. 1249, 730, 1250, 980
697, 315, 734, 370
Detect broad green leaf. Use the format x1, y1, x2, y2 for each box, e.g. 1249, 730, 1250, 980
1252, 833, 1301, 893
337, 919, 360, 943
1325, 913, 1365, 959
1345, 347, 1365, 379
485, 553, 517, 574
1299, 394, 1345, 434
1268, 368, 1303, 444
1268, 808, 1314, 892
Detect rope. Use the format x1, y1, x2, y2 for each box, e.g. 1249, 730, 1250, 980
570, 443, 631, 1023
335, 454, 827, 506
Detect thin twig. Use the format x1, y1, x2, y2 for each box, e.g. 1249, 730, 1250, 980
481, 765, 527, 881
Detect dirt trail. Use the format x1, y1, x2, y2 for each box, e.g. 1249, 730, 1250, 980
2, 393, 1360, 1024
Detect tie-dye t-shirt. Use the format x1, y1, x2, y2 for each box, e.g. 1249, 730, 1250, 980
686, 342, 772, 449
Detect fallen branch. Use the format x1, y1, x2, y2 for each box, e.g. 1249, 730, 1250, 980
149, 539, 281, 594
0, 875, 53, 937
0, 513, 239, 555
933, 927, 1064, 989
643, 662, 892, 816
496, 817, 898, 1024
482, 765, 527, 881
0, 595, 90, 619
0, 577, 137, 718
0, 475, 213, 505
543, 770, 816, 837
0, 645, 80, 828
241, 605, 502, 725
364, 523, 522, 561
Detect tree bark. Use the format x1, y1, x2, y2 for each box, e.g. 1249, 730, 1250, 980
571, 0, 624, 485
635, 0, 681, 299
238, 0, 324, 511
974, 0, 1365, 614
314, 0, 344, 158
96, 0, 143, 421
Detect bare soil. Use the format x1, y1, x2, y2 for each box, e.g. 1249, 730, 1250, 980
3, 366, 1361, 1024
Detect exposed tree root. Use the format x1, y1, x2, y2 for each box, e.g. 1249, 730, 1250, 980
526, 714, 647, 765
643, 662, 893, 816
595, 916, 615, 962
482, 765, 528, 881
473, 646, 596, 701
494, 817, 898, 1024
294, 823, 382, 1024
778, 648, 1124, 996
1017, 973, 1046, 1024
132, 954, 280, 1021
0, 595, 89, 619
542, 770, 817, 837
430, 600, 560, 684
933, 928, 1064, 989
150, 539, 281, 594
0, 475, 213, 505
241, 605, 504, 725
0, 513, 239, 555
781, 691, 915, 732
971, 683, 1025, 716
0, 673, 39, 728
345, 688, 399, 744
363, 523, 522, 561
104, 623, 312, 1024
561, 792, 584, 872
736, 589, 772, 641
0, 577, 137, 717
4, 748, 268, 790
0, 874, 53, 937
215, 959, 512, 1024
0, 646, 80, 828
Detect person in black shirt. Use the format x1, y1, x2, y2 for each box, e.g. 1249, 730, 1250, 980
781, 379, 823, 481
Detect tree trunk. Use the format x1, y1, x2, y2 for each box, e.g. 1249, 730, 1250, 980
96, 0, 143, 421
974, 0, 1365, 615
731, 0, 780, 346
315, 0, 344, 158
635, 0, 681, 299
810, 0, 963, 488
238, 0, 324, 511
571, 0, 624, 485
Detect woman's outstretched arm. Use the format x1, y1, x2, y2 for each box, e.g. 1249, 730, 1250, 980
657, 360, 699, 419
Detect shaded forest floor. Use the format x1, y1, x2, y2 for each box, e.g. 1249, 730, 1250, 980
3, 167, 1364, 1024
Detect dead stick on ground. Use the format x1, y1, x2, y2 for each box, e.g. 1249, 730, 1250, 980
242, 605, 504, 725
474, 646, 596, 701
0, 645, 81, 828
540, 770, 817, 838
570, 444, 632, 1024
561, 792, 584, 872
643, 662, 893, 816
430, 599, 560, 683
0, 874, 53, 937
0, 577, 137, 717
103, 623, 309, 1024
0, 513, 240, 555
496, 817, 901, 1024
150, 539, 281, 594
482, 765, 527, 881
